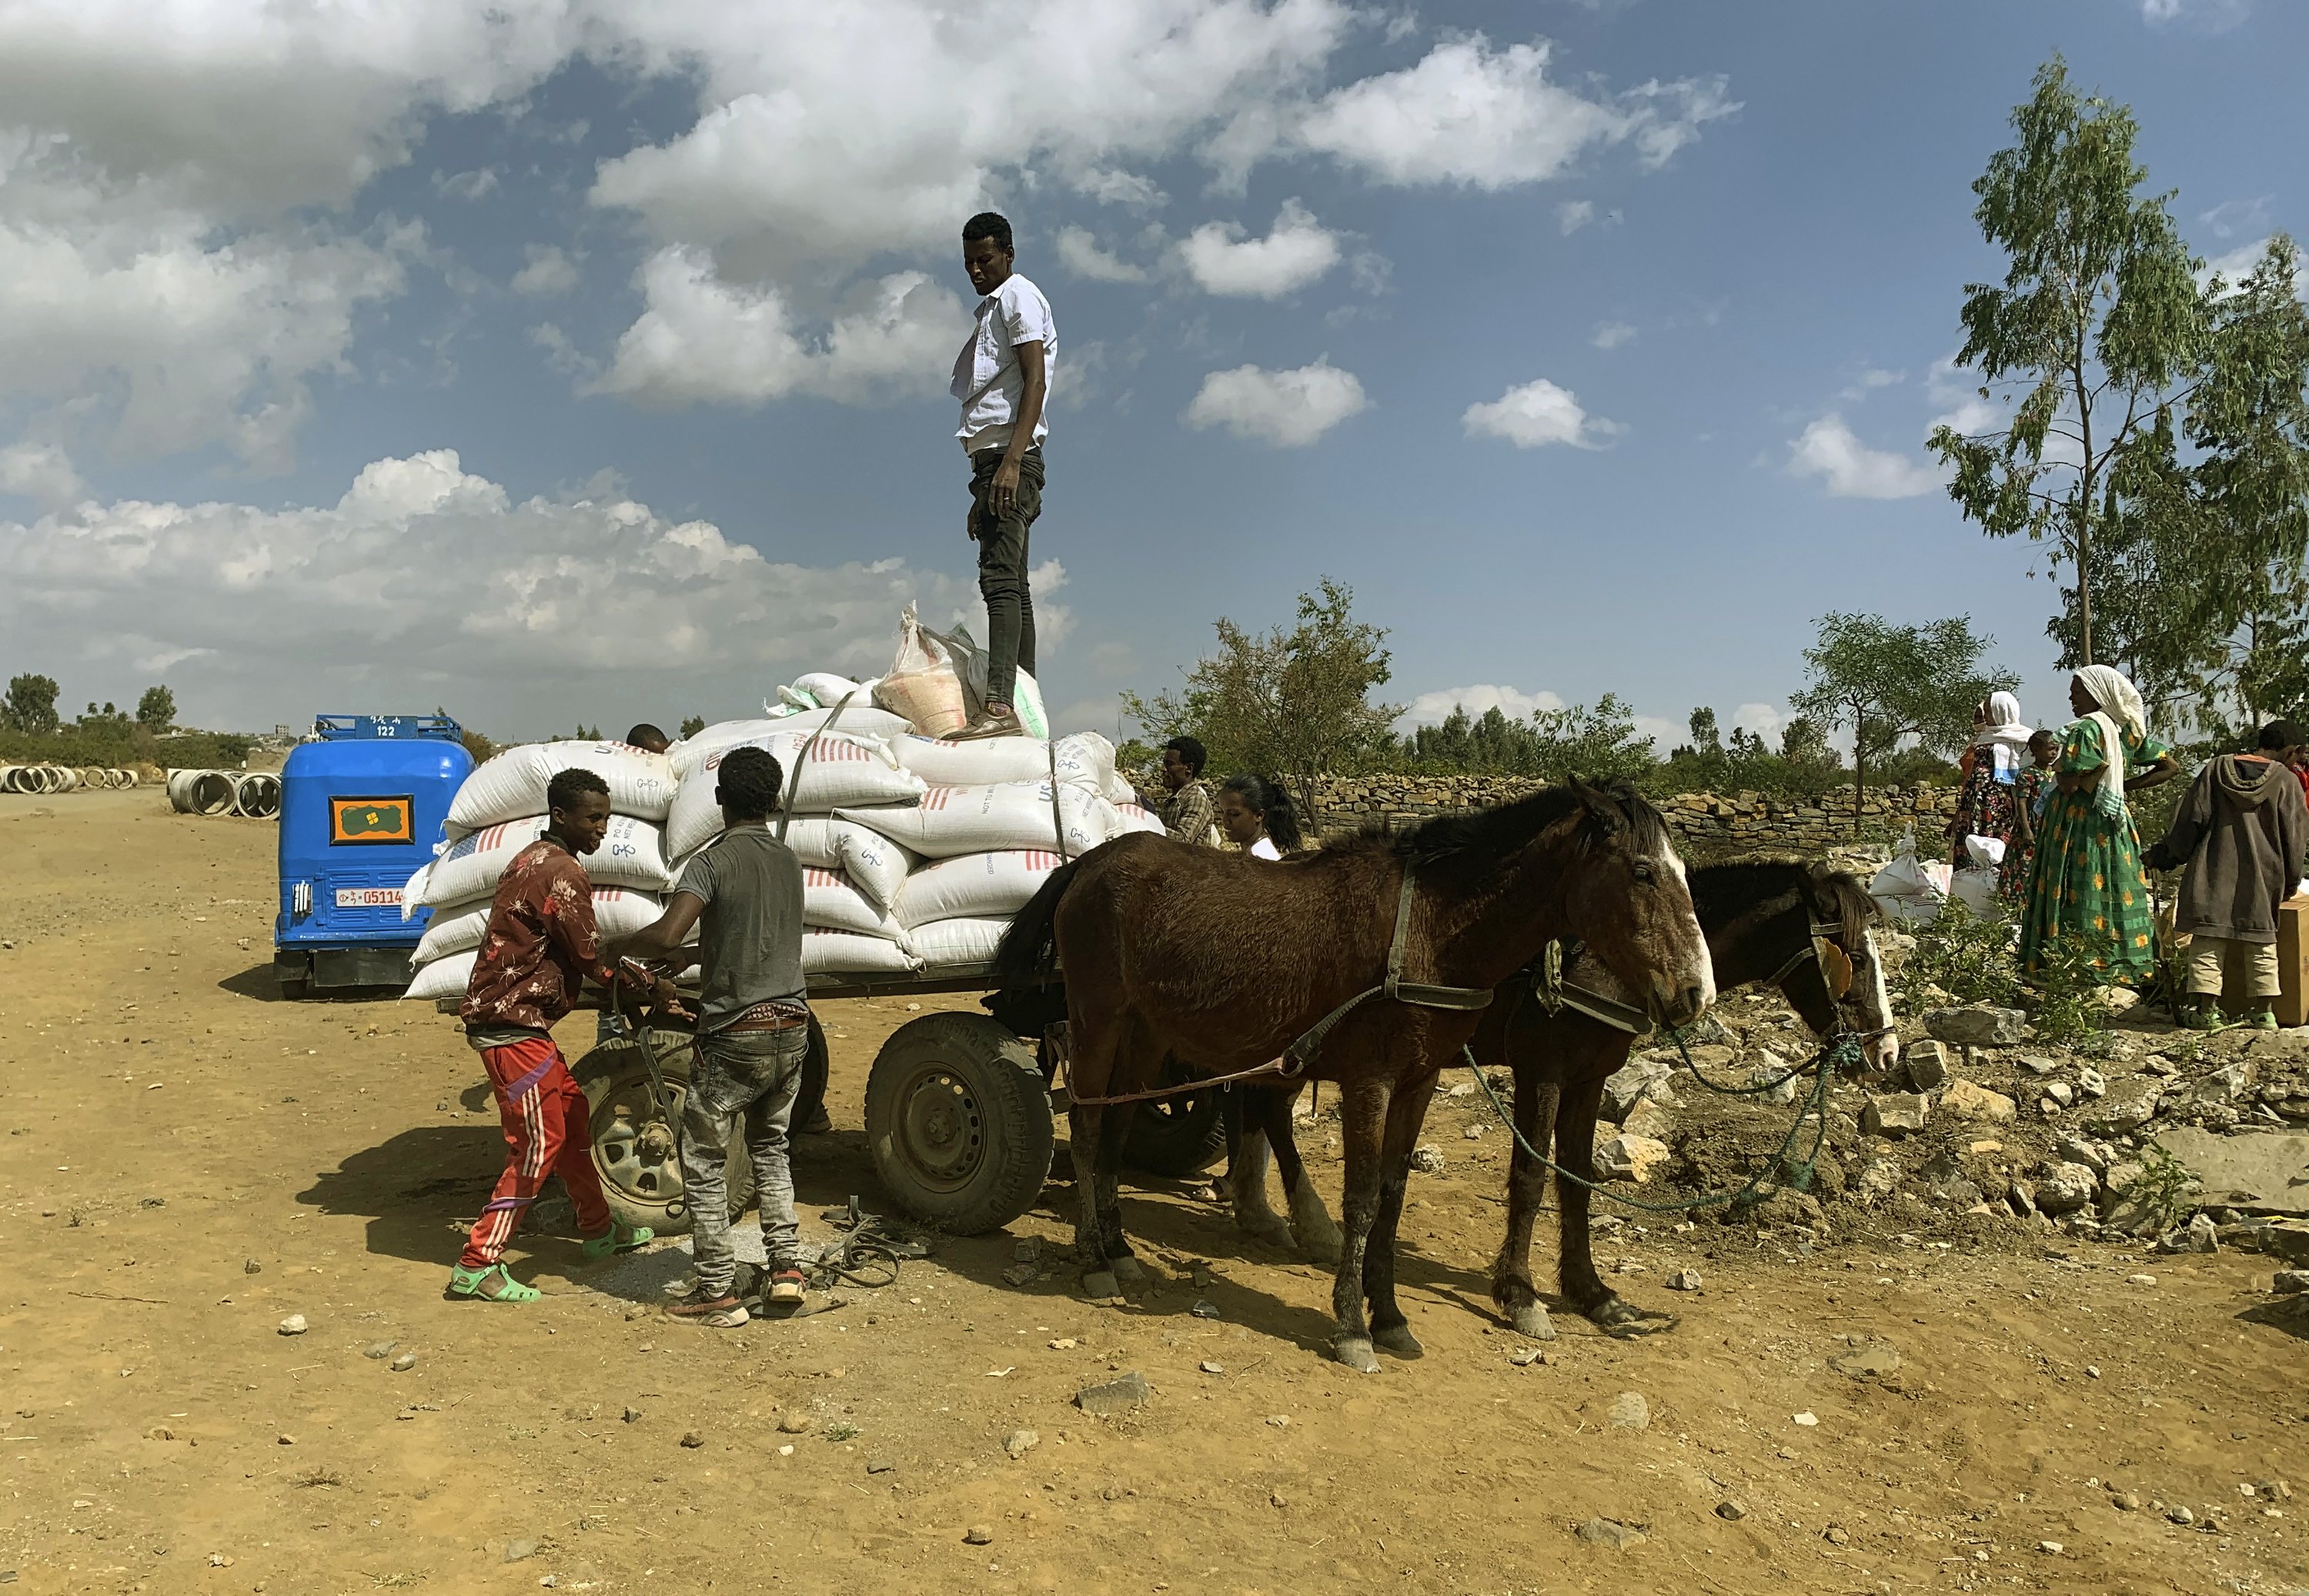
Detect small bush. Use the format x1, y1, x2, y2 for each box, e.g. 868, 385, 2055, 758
1894, 909, 2023, 1011
2025, 932, 2110, 1047
2127, 1144, 2197, 1232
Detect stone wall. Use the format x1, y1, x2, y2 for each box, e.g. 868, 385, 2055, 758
1304, 774, 1959, 855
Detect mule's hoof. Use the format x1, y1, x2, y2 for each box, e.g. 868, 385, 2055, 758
1292, 1220, 1345, 1267
1372, 1324, 1425, 1359
1240, 1215, 1295, 1251
1082, 1270, 1121, 1301
1109, 1256, 1146, 1285
1330, 1335, 1381, 1374
1509, 1301, 1558, 1341
1588, 1297, 1677, 1339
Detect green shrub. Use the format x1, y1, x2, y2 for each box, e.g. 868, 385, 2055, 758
1894, 909, 2023, 1011
2025, 932, 2110, 1046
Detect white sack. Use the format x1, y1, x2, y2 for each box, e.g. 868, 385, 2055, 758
892, 733, 1054, 787
670, 710, 911, 778
405, 814, 676, 910
804, 866, 907, 940
789, 672, 867, 709
413, 886, 664, 964
1868, 835, 1951, 925
1111, 800, 1166, 836
448, 741, 677, 829
894, 849, 1065, 927
772, 816, 917, 909
874, 603, 968, 736
802, 930, 922, 977
838, 781, 1118, 860
1950, 866, 2003, 920
909, 917, 1011, 970
1963, 833, 2008, 870
403, 949, 476, 1002
665, 730, 925, 858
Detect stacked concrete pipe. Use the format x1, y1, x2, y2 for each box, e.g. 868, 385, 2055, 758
165, 768, 271, 817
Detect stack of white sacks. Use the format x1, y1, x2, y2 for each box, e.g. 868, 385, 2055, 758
400, 671, 1162, 1000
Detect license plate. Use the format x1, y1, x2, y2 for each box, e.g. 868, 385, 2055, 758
335, 887, 403, 908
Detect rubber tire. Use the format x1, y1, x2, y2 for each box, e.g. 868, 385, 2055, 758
1121, 1077, 1229, 1178
571, 1034, 755, 1236
276, 977, 309, 1002
865, 1013, 1053, 1235
793, 1015, 831, 1133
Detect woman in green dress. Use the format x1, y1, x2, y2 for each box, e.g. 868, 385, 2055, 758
2019, 666, 2181, 982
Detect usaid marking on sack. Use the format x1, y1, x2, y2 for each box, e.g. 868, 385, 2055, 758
335, 886, 404, 908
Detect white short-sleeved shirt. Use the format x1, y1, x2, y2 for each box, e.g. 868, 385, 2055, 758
1248, 836, 1281, 861
953, 272, 1056, 456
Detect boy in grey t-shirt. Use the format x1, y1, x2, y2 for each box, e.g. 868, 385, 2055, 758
609, 746, 810, 1327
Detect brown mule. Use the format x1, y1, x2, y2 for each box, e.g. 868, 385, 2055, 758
994, 780, 1713, 1373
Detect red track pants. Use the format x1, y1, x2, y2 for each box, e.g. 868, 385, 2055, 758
459, 1037, 612, 1270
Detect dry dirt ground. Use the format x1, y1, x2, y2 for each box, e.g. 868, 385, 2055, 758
2, 789, 2306, 1596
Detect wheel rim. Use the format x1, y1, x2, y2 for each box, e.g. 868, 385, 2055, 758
889, 1061, 987, 1195
592, 1070, 686, 1213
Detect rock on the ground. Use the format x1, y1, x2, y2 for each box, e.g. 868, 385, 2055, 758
2054, 1135, 2109, 1177
2188, 1062, 2257, 1108
1576, 1518, 1646, 1549
1003, 1428, 1039, 1459
2077, 1067, 2107, 1098
2274, 1270, 2309, 1294
2088, 1080, 2164, 1134
964, 1524, 994, 1546
1903, 1040, 1950, 1092
1600, 1059, 1674, 1124
1666, 1268, 1703, 1291
1830, 1341, 1901, 1379
1409, 1144, 1445, 1174
1074, 1372, 1151, 1414
1925, 1007, 2026, 1048
2017, 1053, 2063, 1077
1594, 1134, 1670, 1184
1942, 1078, 2017, 1124
2034, 1162, 2099, 1215
503, 1539, 538, 1562
1862, 1093, 1931, 1139
276, 1314, 308, 1337
389, 1351, 416, 1372
2186, 1213, 2220, 1254
1606, 1391, 1649, 1430
363, 1340, 397, 1360
1856, 1158, 1902, 1204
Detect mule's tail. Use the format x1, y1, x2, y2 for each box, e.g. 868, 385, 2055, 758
992, 856, 1083, 986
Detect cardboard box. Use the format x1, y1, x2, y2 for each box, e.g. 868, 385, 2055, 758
2278, 897, 2309, 1028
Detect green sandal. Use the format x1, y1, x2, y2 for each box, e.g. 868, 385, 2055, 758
580, 1222, 656, 1260
446, 1262, 540, 1302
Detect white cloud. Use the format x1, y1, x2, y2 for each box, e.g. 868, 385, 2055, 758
1730, 701, 1786, 742
1068, 167, 1166, 209
0, 2, 576, 469
1838, 366, 1902, 401
1398, 683, 1565, 728
0, 439, 85, 508
435, 166, 500, 202
1297, 35, 1736, 189
1027, 558, 1075, 651
0, 449, 1006, 733
1926, 355, 2000, 439
1556, 199, 1594, 234
1054, 226, 1149, 284
2197, 235, 2307, 301
1181, 359, 1368, 447
511, 244, 580, 297
1462, 377, 1622, 449
1590, 320, 1635, 349
2142, 0, 2250, 28
1178, 199, 1341, 298
593, 250, 968, 407
1786, 414, 1936, 499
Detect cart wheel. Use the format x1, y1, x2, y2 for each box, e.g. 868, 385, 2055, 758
865, 1013, 1053, 1234
572, 1036, 754, 1236
793, 1014, 831, 1134
1122, 1071, 1229, 1178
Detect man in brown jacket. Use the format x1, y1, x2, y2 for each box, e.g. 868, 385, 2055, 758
2146, 720, 2309, 1030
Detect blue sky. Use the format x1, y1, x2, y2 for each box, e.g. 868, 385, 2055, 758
0, 0, 2299, 746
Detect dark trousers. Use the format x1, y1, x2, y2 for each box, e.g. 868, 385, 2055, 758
968, 446, 1043, 707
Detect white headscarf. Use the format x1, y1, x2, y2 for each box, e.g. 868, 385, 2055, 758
1976, 689, 2033, 782
2071, 665, 2148, 819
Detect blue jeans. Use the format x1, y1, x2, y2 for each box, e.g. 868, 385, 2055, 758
682, 1025, 809, 1294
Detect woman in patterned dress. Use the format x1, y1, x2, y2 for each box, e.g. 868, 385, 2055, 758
2018, 666, 2181, 982
1947, 690, 2035, 868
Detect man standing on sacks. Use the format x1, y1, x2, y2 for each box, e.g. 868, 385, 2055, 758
611, 746, 813, 1327
951, 209, 1055, 741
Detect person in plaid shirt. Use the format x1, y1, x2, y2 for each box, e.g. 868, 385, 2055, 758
449, 768, 683, 1302
1138, 736, 1219, 846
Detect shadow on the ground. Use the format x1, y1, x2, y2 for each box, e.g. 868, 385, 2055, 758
2237, 1295, 2309, 1341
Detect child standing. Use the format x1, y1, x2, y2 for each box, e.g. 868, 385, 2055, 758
2000, 729, 2060, 905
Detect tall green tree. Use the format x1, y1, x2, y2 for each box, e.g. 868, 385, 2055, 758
135, 686, 176, 733
1928, 56, 2207, 668
1791, 613, 2017, 825
1, 673, 61, 735
1123, 578, 1402, 824
1933, 61, 2309, 718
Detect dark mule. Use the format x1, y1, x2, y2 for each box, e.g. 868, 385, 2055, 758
993, 780, 1713, 1373
1220, 860, 1896, 1336
1485, 859, 1895, 1341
